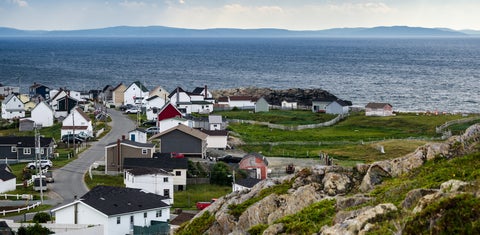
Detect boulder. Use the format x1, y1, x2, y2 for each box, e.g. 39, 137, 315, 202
359, 164, 391, 192
440, 179, 469, 193
322, 172, 352, 196
401, 188, 439, 209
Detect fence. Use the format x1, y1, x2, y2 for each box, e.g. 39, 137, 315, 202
436, 116, 480, 133
0, 193, 33, 200
1, 201, 41, 216
228, 114, 348, 131
187, 178, 210, 185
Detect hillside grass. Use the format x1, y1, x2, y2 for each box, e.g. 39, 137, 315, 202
215, 109, 337, 125
174, 184, 231, 209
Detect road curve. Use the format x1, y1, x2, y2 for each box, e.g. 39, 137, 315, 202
49, 108, 135, 206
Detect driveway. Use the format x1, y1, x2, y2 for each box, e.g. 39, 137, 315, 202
49, 108, 135, 206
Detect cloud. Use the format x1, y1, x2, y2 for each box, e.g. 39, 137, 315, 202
178, 0, 185, 4
328, 2, 393, 14
9, 0, 28, 7
119, 0, 146, 8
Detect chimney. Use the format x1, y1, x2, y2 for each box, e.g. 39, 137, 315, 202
117, 139, 121, 171
204, 85, 208, 99
176, 87, 180, 106
122, 135, 125, 140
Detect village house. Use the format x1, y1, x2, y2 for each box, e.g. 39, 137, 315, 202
255, 97, 270, 113
0, 164, 16, 193
209, 115, 225, 130
124, 167, 174, 204
29, 83, 50, 100
99, 85, 114, 105
124, 155, 188, 191
158, 117, 191, 133
156, 102, 183, 126
0, 136, 55, 162
104, 139, 156, 173
201, 129, 229, 150
191, 86, 214, 101
30, 101, 55, 127
149, 124, 208, 158
365, 102, 394, 116
149, 86, 170, 101
281, 99, 298, 110
168, 87, 190, 107
51, 186, 171, 235
1, 94, 25, 120
124, 81, 149, 106
145, 95, 166, 121
128, 128, 148, 143
61, 107, 93, 138
111, 83, 127, 107
239, 152, 269, 180
326, 99, 352, 115
232, 178, 262, 192
311, 97, 337, 113
0, 84, 19, 98
225, 96, 256, 109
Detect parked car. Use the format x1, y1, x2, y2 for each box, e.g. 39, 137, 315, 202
44, 171, 54, 183
146, 127, 160, 135
26, 160, 53, 170
61, 134, 83, 144
141, 120, 157, 126
196, 199, 217, 210
216, 155, 243, 164
124, 107, 139, 114
77, 132, 92, 141
119, 104, 134, 111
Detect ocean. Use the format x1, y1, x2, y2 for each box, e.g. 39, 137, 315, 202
0, 37, 479, 113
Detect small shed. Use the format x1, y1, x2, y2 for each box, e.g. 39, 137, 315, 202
19, 119, 36, 132
239, 153, 269, 180
255, 97, 269, 113
281, 100, 298, 110
128, 128, 148, 143
365, 103, 394, 116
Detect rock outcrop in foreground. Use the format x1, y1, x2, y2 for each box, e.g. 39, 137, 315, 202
176, 124, 480, 235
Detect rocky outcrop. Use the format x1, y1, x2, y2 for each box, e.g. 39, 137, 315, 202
211, 87, 338, 106
179, 124, 480, 235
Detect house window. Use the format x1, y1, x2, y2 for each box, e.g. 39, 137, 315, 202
117, 217, 121, 224
163, 177, 168, 182
142, 149, 148, 155
175, 171, 181, 176
156, 210, 162, 218
130, 215, 134, 224
23, 148, 31, 155
164, 189, 170, 197
41, 148, 44, 154
11, 147, 16, 153
144, 212, 147, 218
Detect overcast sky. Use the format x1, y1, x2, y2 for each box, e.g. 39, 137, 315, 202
1, 0, 479, 30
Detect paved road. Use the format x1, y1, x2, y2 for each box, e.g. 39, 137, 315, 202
49, 108, 135, 205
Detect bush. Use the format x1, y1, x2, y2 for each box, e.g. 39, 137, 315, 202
33, 212, 51, 223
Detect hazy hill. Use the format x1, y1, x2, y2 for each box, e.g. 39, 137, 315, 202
0, 25, 471, 37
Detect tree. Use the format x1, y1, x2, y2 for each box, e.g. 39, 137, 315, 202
17, 223, 53, 235
210, 162, 232, 186
33, 212, 51, 223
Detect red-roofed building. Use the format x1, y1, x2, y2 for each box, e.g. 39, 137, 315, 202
239, 153, 269, 179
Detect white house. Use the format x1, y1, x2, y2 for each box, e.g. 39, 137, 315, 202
49, 90, 68, 111
188, 101, 214, 114
208, 115, 225, 130
1, 94, 25, 120
365, 103, 394, 116
30, 102, 55, 127
312, 97, 337, 113
61, 107, 93, 137
128, 128, 148, 143
232, 178, 262, 192
124, 81, 149, 106
158, 117, 191, 133
51, 186, 171, 235
168, 87, 190, 107
124, 168, 174, 204
281, 100, 298, 110
201, 130, 229, 150
145, 95, 166, 121
0, 165, 16, 193
228, 96, 255, 109
326, 100, 351, 115
255, 97, 269, 113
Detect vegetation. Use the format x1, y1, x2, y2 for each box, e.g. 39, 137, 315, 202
32, 212, 52, 223
274, 199, 337, 234
228, 178, 294, 218
84, 173, 125, 189
210, 162, 233, 186
175, 211, 215, 235
17, 223, 53, 235
215, 109, 337, 125
247, 224, 269, 235
173, 184, 231, 209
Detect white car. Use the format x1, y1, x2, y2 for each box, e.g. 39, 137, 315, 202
26, 160, 53, 170
124, 107, 139, 114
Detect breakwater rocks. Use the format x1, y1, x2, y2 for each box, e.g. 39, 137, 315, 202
177, 124, 480, 234
211, 87, 338, 106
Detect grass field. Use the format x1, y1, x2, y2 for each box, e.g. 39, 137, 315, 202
214, 109, 337, 125
174, 184, 232, 209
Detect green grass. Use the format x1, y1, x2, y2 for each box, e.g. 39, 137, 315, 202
173, 184, 231, 209
175, 210, 215, 235
84, 173, 125, 189
0, 205, 52, 219
215, 109, 337, 125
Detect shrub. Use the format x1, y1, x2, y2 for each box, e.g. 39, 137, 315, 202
248, 224, 269, 235
176, 211, 215, 235
33, 212, 51, 223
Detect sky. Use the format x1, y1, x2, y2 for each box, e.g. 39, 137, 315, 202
1, 0, 479, 30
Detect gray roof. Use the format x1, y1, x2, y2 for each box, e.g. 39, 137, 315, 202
365, 102, 392, 109
106, 139, 155, 148
125, 155, 188, 171
236, 178, 262, 188
0, 168, 15, 181
208, 115, 222, 123
126, 167, 172, 176
0, 136, 54, 147
80, 186, 169, 216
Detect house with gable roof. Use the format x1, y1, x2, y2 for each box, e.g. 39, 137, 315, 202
128, 128, 148, 143
239, 152, 269, 180
105, 138, 156, 173
0, 136, 55, 162
29, 83, 50, 100
124, 167, 174, 204
157, 102, 183, 124
30, 101, 55, 127
124, 81, 149, 106
281, 99, 298, 110
255, 97, 270, 113
209, 115, 225, 130
0, 84, 19, 98
365, 102, 394, 116
168, 87, 190, 107
0, 164, 16, 193
326, 99, 352, 115
149, 85, 170, 101
158, 117, 191, 133
125, 154, 188, 191
149, 124, 208, 158
145, 95, 166, 121
61, 107, 93, 138
312, 97, 337, 113
112, 83, 127, 107
51, 185, 171, 235
1, 94, 25, 120
201, 129, 229, 150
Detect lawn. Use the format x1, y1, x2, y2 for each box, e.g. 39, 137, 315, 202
214, 109, 337, 125
174, 184, 232, 209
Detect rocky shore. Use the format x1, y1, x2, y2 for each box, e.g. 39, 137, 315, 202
211, 87, 339, 106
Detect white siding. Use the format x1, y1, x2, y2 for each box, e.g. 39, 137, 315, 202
0, 178, 16, 193
124, 172, 174, 204
146, 97, 166, 121
206, 135, 228, 149
169, 92, 190, 106
31, 102, 54, 127
124, 84, 149, 106
1, 95, 25, 120
61, 109, 93, 137
158, 118, 190, 133
128, 130, 147, 144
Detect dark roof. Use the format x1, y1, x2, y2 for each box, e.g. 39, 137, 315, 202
365, 102, 392, 109
125, 156, 188, 171
80, 186, 169, 216
29, 83, 48, 89
170, 212, 196, 226
236, 178, 262, 188
129, 81, 149, 92
130, 128, 147, 133
217, 97, 228, 102
229, 96, 254, 101
333, 99, 352, 107
102, 85, 113, 92
200, 129, 228, 136
191, 87, 205, 95
0, 168, 15, 181
146, 95, 160, 101
126, 167, 172, 176
106, 139, 155, 148
0, 136, 54, 147
168, 87, 186, 98
112, 83, 125, 91
312, 96, 337, 102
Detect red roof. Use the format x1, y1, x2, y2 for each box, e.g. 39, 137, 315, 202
157, 103, 182, 121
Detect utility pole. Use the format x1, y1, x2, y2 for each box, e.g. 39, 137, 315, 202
34, 124, 44, 203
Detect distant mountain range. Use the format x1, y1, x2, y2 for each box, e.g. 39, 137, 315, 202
0, 25, 478, 37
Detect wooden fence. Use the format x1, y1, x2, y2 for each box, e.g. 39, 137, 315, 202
436, 116, 480, 133
228, 114, 348, 131
1, 201, 41, 216
0, 193, 33, 200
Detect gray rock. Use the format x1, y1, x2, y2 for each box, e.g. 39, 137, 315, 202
401, 188, 439, 209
